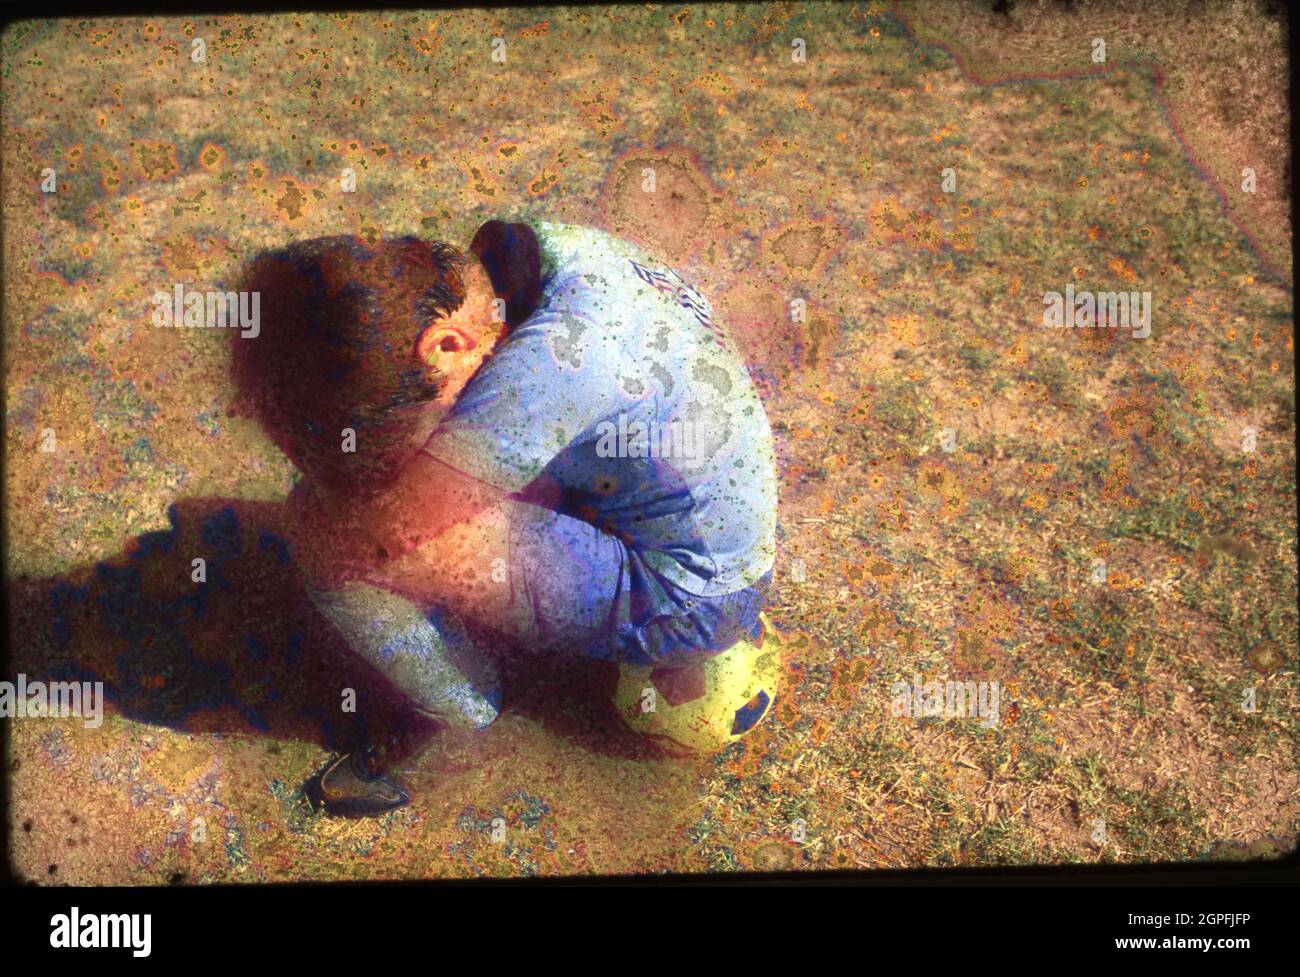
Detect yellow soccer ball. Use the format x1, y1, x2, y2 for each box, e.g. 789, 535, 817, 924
614, 614, 781, 754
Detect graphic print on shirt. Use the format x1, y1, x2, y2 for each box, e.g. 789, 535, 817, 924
627, 258, 727, 349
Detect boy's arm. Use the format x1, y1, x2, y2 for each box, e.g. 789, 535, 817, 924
357, 450, 505, 559
289, 450, 505, 590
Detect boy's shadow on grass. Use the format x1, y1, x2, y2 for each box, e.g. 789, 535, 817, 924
6, 495, 665, 767
481, 624, 666, 761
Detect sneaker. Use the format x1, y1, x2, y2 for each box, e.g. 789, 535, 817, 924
305, 751, 410, 818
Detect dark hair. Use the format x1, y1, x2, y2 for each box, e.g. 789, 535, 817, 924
231, 234, 466, 488
470, 220, 542, 328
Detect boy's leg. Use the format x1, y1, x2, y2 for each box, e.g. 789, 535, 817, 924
309, 583, 501, 730
303, 582, 501, 816
315, 498, 768, 814
302, 498, 552, 817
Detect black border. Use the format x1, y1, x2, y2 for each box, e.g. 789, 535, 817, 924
1, 0, 1297, 893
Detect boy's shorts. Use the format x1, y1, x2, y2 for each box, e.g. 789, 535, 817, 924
507, 503, 771, 667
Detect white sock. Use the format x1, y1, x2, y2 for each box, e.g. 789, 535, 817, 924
309, 582, 499, 730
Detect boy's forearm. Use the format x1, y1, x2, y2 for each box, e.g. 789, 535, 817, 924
355, 451, 502, 563
289, 452, 504, 590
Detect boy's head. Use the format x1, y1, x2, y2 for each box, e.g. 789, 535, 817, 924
232, 234, 503, 494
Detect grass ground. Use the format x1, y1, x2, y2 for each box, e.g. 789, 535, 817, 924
3, 1, 1294, 880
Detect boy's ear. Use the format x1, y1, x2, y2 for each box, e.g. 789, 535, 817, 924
415, 323, 474, 366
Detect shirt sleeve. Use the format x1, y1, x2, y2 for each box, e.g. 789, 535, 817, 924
419, 298, 630, 493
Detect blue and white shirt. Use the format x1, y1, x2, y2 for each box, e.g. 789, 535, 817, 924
421, 221, 777, 598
